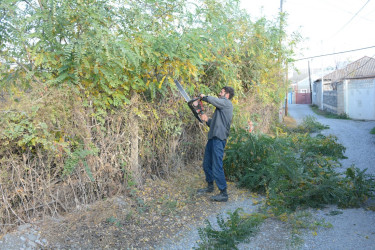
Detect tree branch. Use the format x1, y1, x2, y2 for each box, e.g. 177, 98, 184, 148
15, 60, 44, 85
22, 0, 37, 11
37, 0, 44, 11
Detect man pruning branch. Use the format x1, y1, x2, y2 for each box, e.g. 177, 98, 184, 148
197, 86, 234, 202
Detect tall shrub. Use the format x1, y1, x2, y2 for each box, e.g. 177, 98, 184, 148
0, 0, 299, 231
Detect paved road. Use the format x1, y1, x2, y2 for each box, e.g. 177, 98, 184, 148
288, 104, 375, 175
288, 104, 375, 250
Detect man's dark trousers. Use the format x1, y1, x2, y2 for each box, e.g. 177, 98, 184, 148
203, 138, 227, 191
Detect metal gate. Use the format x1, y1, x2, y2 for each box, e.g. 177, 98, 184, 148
296, 93, 311, 104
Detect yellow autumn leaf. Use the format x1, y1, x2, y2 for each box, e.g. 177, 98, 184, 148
252, 199, 259, 205
158, 76, 166, 89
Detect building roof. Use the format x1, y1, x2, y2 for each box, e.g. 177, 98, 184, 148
323, 56, 375, 82
297, 73, 328, 88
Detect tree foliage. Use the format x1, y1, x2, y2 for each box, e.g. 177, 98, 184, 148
1, 0, 298, 106
0, 0, 300, 231
224, 127, 374, 213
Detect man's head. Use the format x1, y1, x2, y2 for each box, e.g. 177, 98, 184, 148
220, 86, 235, 100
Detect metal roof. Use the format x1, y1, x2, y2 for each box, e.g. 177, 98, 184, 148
323, 56, 375, 82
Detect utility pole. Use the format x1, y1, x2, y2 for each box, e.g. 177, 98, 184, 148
308, 60, 312, 103
280, 0, 283, 12
280, 0, 288, 116
285, 63, 288, 115
320, 41, 324, 110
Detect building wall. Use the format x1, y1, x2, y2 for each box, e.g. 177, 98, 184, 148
323, 91, 337, 113
312, 82, 317, 105
314, 78, 375, 120
313, 81, 322, 107
337, 82, 345, 115
346, 79, 375, 120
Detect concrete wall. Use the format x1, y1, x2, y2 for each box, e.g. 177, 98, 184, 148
313, 81, 322, 107
311, 78, 375, 120
323, 91, 337, 113
337, 82, 345, 115
346, 79, 375, 120
312, 82, 317, 105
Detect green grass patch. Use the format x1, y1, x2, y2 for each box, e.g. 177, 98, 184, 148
281, 115, 329, 134
310, 104, 350, 119
370, 127, 375, 134
292, 115, 329, 133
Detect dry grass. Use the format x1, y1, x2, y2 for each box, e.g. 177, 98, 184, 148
283, 116, 298, 129
38, 164, 254, 249
236, 94, 277, 134
0, 87, 130, 234
0, 85, 205, 235
1, 86, 276, 244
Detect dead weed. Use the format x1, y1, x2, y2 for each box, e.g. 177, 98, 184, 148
283, 116, 298, 128
37, 164, 252, 249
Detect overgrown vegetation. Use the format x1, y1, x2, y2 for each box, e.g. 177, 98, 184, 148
224, 127, 374, 213
0, 0, 299, 232
197, 119, 375, 248
292, 115, 329, 133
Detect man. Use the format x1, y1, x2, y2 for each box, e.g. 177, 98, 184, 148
197, 86, 234, 202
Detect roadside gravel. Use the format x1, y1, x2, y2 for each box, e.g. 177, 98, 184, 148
155, 195, 261, 250
0, 223, 48, 249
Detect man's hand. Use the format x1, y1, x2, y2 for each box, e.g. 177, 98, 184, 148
199, 93, 206, 99
200, 113, 208, 122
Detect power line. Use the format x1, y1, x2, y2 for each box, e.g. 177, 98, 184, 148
332, 0, 371, 38
294, 45, 375, 61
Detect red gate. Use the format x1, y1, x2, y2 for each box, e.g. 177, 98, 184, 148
296, 93, 311, 104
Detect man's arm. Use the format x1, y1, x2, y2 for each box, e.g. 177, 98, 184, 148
199, 94, 229, 109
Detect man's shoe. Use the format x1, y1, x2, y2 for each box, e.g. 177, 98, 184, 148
210, 188, 228, 202
197, 182, 214, 194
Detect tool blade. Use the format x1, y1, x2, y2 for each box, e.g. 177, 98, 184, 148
174, 80, 191, 102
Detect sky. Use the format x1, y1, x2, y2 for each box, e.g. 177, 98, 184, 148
240, 0, 375, 72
